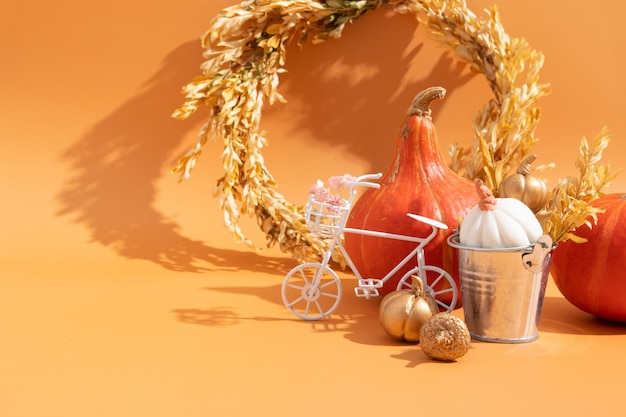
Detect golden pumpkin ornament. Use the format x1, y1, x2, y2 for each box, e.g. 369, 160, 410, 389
498, 154, 549, 213
379, 276, 438, 343
419, 313, 471, 361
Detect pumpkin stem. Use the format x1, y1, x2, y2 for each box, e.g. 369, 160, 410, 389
410, 275, 425, 296
407, 86, 446, 119
475, 179, 497, 210
516, 154, 537, 175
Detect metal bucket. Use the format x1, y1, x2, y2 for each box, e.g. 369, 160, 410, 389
447, 234, 554, 343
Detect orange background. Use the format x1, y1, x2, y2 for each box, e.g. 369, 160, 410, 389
2, 1, 626, 416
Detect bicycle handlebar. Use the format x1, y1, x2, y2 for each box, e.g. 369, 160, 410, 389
406, 213, 448, 230
351, 172, 382, 190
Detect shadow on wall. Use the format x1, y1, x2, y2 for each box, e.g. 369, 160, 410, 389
55, 41, 295, 275
55, 11, 476, 274
263, 9, 476, 169
56, 41, 282, 274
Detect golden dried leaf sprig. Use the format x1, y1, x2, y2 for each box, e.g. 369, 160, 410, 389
541, 127, 619, 243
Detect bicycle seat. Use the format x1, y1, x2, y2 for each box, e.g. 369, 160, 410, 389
406, 213, 448, 230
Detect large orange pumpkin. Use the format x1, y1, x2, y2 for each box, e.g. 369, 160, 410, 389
551, 193, 626, 322
344, 87, 476, 300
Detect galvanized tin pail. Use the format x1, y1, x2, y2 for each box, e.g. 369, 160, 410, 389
447, 234, 554, 343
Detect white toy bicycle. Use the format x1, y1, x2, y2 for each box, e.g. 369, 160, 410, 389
281, 173, 458, 320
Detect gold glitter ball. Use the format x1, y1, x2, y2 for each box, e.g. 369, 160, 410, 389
419, 313, 471, 361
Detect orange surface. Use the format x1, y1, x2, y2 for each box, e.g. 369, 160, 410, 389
2, 1, 626, 416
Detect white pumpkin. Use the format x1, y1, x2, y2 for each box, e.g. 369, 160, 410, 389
459, 179, 543, 248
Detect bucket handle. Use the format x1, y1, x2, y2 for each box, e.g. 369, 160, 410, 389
522, 234, 553, 273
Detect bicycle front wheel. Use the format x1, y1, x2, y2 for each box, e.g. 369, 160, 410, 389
281, 262, 342, 320
397, 266, 458, 312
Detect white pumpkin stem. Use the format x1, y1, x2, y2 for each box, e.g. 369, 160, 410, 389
475, 179, 497, 210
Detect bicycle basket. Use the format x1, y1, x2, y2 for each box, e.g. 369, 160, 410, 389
305, 194, 350, 238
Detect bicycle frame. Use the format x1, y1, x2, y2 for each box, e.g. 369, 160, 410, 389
316, 215, 442, 297
307, 174, 447, 293
281, 173, 457, 320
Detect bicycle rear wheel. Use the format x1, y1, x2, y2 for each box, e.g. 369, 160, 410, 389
281, 262, 342, 320
397, 266, 458, 312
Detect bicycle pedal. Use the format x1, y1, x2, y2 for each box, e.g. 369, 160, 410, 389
359, 278, 383, 288
354, 287, 380, 298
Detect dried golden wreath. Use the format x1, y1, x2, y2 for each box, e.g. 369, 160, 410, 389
172, 0, 616, 261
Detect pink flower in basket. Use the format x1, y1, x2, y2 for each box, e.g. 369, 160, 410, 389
325, 194, 343, 211
309, 174, 356, 214
309, 179, 330, 203
328, 174, 356, 191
